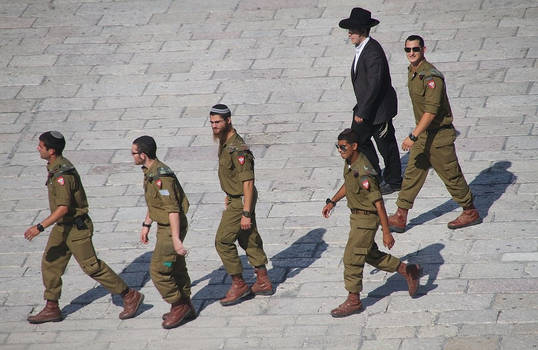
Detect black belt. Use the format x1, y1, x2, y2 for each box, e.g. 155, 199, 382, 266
351, 209, 377, 215
227, 193, 242, 198
427, 124, 453, 133
157, 222, 170, 226
58, 213, 89, 228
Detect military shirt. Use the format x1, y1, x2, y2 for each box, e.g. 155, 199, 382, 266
344, 153, 381, 212
143, 159, 189, 225
46, 156, 88, 223
408, 59, 453, 130
218, 131, 255, 196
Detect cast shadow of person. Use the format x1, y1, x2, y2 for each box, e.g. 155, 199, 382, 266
362, 243, 445, 308
190, 228, 328, 314
406, 160, 515, 227
61, 251, 153, 317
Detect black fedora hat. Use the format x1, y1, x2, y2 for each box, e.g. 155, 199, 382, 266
339, 7, 379, 29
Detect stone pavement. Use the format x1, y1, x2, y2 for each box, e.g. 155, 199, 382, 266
1, 0, 537, 349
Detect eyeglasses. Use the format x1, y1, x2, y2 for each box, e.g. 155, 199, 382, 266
335, 144, 348, 152
404, 47, 421, 53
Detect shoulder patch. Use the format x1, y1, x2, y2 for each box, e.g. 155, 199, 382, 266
155, 179, 162, 189
359, 175, 370, 190
57, 176, 65, 186
427, 80, 436, 89
237, 155, 245, 165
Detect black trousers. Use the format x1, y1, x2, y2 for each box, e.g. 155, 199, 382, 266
351, 118, 402, 187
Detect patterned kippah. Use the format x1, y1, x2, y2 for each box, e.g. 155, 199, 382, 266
50, 131, 64, 139
210, 104, 231, 115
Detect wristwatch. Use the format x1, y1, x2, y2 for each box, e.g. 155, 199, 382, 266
142, 222, 152, 228
326, 198, 336, 207
241, 211, 251, 218
36, 223, 45, 232
408, 133, 418, 142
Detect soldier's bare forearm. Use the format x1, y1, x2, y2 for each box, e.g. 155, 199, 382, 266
40, 205, 69, 229
242, 179, 254, 212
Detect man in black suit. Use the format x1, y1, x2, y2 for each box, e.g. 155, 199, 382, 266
339, 8, 402, 195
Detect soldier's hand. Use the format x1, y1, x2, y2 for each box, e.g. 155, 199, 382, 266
140, 228, 150, 244
173, 241, 188, 256
402, 137, 414, 151
354, 115, 363, 123
322, 203, 333, 218
383, 232, 395, 250
240, 216, 251, 230
24, 226, 40, 241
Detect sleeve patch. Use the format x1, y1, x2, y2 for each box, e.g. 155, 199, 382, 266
56, 176, 65, 186
360, 175, 370, 190
238, 155, 245, 165
427, 80, 436, 89
156, 179, 162, 189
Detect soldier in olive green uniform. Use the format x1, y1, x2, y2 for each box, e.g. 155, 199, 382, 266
25, 131, 143, 324
131, 136, 195, 329
209, 104, 273, 306
388, 35, 482, 233
322, 129, 420, 318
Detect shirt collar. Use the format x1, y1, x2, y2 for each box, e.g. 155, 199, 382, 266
355, 36, 370, 54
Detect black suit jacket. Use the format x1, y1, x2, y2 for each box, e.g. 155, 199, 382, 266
351, 37, 397, 125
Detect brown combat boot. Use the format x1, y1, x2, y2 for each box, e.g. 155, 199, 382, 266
220, 274, 251, 306
162, 298, 196, 321
330, 292, 363, 318
27, 300, 63, 324
447, 207, 482, 229
398, 262, 421, 296
161, 297, 196, 329
388, 207, 408, 233
251, 267, 274, 295
119, 289, 144, 320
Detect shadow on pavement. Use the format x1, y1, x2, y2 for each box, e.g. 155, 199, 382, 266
363, 243, 445, 307
190, 228, 327, 313
405, 161, 515, 227
62, 251, 153, 317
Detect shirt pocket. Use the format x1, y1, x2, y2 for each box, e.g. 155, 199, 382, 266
411, 81, 425, 97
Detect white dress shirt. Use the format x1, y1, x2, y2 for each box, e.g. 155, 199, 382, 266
353, 36, 370, 73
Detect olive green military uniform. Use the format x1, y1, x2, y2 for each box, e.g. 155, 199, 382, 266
216, 132, 268, 275
142, 159, 191, 304
42, 156, 128, 301
343, 153, 400, 293
396, 60, 473, 210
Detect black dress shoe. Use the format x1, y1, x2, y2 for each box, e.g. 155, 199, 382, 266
380, 182, 395, 195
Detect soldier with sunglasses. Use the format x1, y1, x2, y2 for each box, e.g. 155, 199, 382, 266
321, 129, 420, 318
388, 35, 482, 233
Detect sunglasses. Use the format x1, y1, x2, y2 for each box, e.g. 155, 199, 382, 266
335, 144, 348, 152
404, 47, 422, 53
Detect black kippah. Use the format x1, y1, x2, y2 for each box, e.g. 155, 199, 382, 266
210, 104, 231, 115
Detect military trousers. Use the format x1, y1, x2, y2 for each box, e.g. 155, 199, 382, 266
150, 221, 191, 304
215, 195, 268, 275
41, 217, 127, 301
343, 213, 400, 293
396, 127, 473, 210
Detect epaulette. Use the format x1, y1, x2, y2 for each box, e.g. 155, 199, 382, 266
418, 68, 444, 81
157, 166, 175, 177
354, 163, 377, 177
51, 163, 75, 177
227, 144, 250, 154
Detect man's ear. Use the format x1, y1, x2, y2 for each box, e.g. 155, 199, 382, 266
352, 142, 359, 151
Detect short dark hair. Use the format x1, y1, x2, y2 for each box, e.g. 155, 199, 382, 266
350, 26, 370, 37
133, 135, 157, 159
39, 131, 65, 155
405, 35, 424, 47
209, 104, 231, 119
337, 128, 359, 145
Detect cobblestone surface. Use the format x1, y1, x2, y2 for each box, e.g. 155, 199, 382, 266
0, 0, 537, 349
